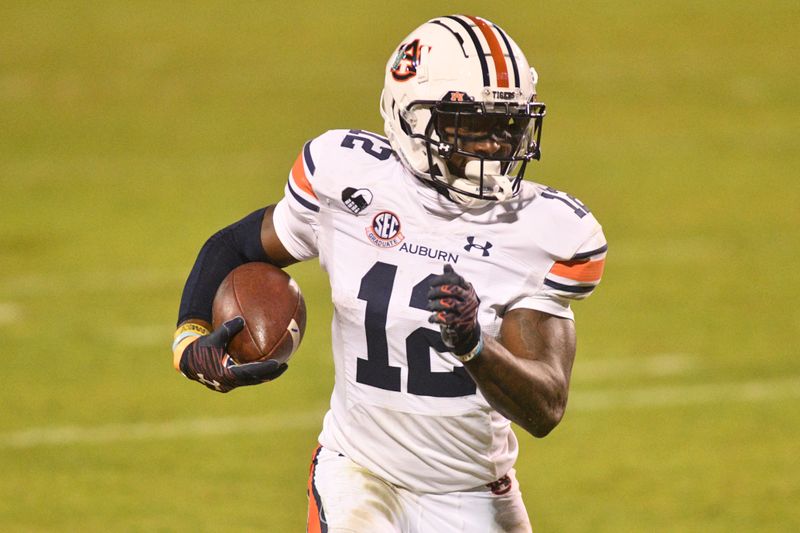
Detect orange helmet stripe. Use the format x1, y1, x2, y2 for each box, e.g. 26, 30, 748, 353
466, 15, 509, 88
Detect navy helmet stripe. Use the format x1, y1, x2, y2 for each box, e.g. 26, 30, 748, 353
302, 141, 316, 175
445, 15, 490, 87
430, 20, 468, 58
492, 24, 520, 89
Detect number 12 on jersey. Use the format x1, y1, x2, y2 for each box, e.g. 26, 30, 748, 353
356, 262, 477, 398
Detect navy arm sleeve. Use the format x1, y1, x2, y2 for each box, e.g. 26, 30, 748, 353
177, 208, 270, 325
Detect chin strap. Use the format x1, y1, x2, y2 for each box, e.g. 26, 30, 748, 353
448, 161, 514, 207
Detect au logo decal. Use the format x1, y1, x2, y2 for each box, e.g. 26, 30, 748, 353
391, 39, 421, 82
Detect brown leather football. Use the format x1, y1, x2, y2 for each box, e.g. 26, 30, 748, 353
212, 262, 306, 364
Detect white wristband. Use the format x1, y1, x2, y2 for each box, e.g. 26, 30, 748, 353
454, 336, 483, 363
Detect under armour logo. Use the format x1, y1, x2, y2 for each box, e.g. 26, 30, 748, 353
464, 236, 492, 257
196, 373, 222, 391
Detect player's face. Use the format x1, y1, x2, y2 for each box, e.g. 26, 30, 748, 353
435, 112, 529, 178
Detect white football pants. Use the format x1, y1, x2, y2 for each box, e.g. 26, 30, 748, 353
307, 445, 532, 533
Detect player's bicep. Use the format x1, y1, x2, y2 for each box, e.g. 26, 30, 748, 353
269, 139, 323, 261
498, 308, 576, 385
260, 204, 300, 267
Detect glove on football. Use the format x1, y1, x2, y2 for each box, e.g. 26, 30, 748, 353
427, 264, 482, 356
179, 317, 287, 393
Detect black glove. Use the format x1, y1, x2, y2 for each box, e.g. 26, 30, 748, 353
427, 264, 482, 356
179, 317, 288, 393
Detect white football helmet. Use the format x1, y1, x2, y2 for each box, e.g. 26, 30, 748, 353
380, 15, 546, 208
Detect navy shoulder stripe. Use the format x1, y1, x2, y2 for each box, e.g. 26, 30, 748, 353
303, 141, 316, 175
287, 180, 320, 212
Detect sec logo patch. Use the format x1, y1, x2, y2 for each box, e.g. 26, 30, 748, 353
365, 211, 404, 248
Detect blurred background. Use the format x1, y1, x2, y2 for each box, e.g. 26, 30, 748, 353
1, 1, 798, 530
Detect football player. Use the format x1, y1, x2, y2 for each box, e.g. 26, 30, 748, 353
172, 15, 606, 532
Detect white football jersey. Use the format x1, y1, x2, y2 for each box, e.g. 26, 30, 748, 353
273, 129, 606, 493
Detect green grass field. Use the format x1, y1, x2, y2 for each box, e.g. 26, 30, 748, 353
2, 1, 798, 531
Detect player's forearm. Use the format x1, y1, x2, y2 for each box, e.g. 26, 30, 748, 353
174, 209, 271, 371
177, 208, 270, 325
464, 336, 570, 438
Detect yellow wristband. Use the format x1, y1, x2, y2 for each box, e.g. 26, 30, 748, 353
173, 322, 211, 341
171, 322, 211, 370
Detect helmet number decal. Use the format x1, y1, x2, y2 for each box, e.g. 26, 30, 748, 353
391, 39, 421, 82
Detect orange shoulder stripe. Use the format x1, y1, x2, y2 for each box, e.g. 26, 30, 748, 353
292, 152, 318, 199
550, 258, 605, 283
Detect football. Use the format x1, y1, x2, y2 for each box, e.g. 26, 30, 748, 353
212, 262, 306, 364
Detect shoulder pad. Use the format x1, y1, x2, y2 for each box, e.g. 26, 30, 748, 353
308, 129, 394, 172
293, 130, 395, 200
527, 184, 603, 260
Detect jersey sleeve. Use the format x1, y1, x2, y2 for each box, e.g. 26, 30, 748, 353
272, 140, 321, 261
509, 211, 607, 320
542, 229, 607, 301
